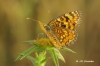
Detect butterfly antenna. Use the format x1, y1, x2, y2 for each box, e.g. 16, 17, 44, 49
26, 10, 50, 23
26, 18, 40, 23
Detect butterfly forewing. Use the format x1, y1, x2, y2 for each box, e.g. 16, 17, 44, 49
40, 11, 82, 48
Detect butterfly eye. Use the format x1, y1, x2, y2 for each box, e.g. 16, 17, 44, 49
45, 26, 51, 31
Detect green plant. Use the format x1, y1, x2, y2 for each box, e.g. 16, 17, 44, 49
15, 38, 76, 66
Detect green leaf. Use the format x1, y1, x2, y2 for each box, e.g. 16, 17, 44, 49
15, 46, 37, 61
40, 58, 50, 64
35, 51, 47, 66
37, 51, 50, 64
53, 48, 65, 62
36, 51, 46, 62
61, 47, 76, 53
48, 48, 59, 66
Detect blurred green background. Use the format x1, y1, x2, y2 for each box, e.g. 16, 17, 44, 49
0, 0, 100, 66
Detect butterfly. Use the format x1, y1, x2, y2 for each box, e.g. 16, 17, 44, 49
39, 11, 82, 48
